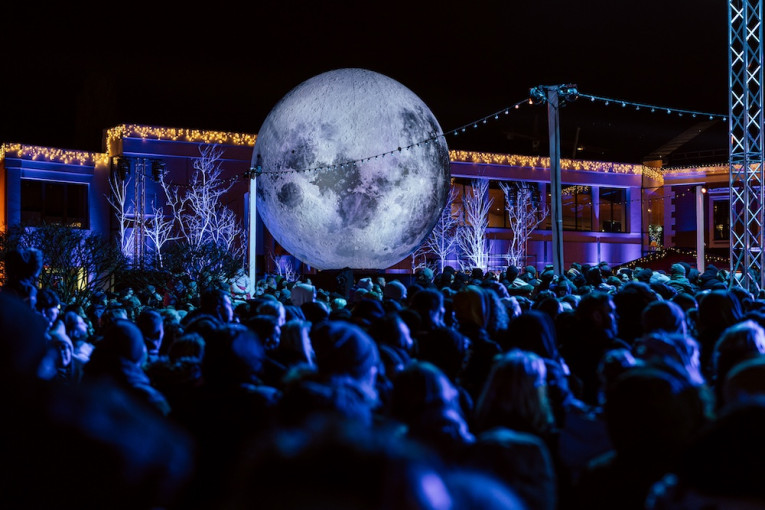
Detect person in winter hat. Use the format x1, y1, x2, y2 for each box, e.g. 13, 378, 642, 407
2, 247, 43, 308
668, 263, 695, 295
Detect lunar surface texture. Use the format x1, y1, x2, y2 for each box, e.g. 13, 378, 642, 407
251, 68, 451, 270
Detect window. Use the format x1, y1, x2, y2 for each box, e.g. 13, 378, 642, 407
649, 224, 664, 250
712, 199, 730, 241
21, 179, 89, 228
488, 184, 507, 228
561, 185, 592, 231
599, 188, 627, 232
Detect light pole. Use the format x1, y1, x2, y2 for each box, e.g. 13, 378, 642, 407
696, 185, 706, 272
247, 154, 263, 297
530, 84, 578, 275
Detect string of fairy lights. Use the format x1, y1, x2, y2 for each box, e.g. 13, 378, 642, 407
0, 143, 110, 166
246, 99, 533, 178
1, 88, 730, 196
0, 89, 737, 274
623, 246, 729, 269
2, 138, 727, 206
578, 93, 727, 121
106, 160, 713, 212
551, 184, 718, 208
246, 90, 728, 177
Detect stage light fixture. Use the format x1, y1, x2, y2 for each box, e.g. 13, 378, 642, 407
151, 160, 166, 181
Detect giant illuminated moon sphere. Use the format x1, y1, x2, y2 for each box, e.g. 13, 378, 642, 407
252, 68, 450, 270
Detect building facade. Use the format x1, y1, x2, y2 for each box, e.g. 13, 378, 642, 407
0, 123, 729, 279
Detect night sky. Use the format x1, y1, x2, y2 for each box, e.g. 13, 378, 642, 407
2, 1, 729, 165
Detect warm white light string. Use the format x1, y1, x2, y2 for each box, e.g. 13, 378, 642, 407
623, 246, 729, 268
2, 89, 729, 187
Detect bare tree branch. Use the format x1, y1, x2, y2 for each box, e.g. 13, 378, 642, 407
499, 182, 549, 267
424, 186, 459, 273
106, 170, 134, 257
457, 178, 492, 272
145, 197, 179, 268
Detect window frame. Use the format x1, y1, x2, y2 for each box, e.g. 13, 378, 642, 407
20, 178, 89, 229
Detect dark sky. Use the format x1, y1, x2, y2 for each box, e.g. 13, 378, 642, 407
2, 1, 729, 165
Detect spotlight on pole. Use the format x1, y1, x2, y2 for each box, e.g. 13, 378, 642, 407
151, 160, 166, 181
529, 86, 547, 105
114, 157, 131, 180
253, 153, 263, 176
559, 84, 579, 104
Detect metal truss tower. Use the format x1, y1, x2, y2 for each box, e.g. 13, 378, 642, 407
729, 0, 764, 291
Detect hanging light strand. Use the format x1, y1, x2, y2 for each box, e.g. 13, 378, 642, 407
445, 99, 530, 139
579, 93, 727, 121
252, 98, 531, 178
623, 246, 729, 268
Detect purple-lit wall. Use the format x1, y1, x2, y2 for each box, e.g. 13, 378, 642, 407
1, 155, 110, 239
118, 136, 253, 224
450, 160, 645, 272
0, 134, 261, 267
7, 128, 721, 277
671, 186, 703, 248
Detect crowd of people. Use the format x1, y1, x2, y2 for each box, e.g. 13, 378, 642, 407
2, 246, 765, 509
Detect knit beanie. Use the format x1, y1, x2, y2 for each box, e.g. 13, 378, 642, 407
641, 301, 687, 335
670, 263, 686, 277
416, 268, 434, 282
540, 270, 555, 284
4, 248, 43, 300
5, 248, 43, 284
636, 268, 654, 283
312, 321, 379, 379
0, 292, 48, 380
101, 319, 147, 363
291, 283, 316, 307
383, 280, 407, 301
607, 276, 622, 288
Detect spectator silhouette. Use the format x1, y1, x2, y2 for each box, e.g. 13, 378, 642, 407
83, 318, 170, 416
711, 319, 765, 410
278, 320, 382, 428
453, 285, 502, 401
503, 310, 585, 427
470, 349, 559, 510
575, 365, 708, 509
696, 289, 744, 379
389, 361, 474, 464
0, 291, 194, 509
612, 281, 659, 345
560, 291, 629, 405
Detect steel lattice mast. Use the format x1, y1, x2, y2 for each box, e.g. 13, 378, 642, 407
729, 0, 764, 291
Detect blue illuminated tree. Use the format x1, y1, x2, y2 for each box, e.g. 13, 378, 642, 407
423, 186, 459, 273
158, 145, 246, 289
107, 169, 135, 259
457, 178, 492, 272
145, 195, 178, 268
499, 181, 548, 267
0, 223, 126, 306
